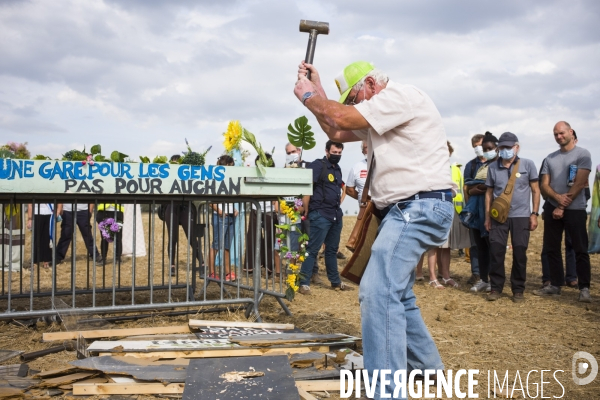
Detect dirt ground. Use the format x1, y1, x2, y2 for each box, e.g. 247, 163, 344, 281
1, 215, 599, 399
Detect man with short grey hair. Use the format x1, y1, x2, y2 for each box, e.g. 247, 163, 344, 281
484, 132, 540, 303
533, 121, 592, 302
294, 60, 454, 399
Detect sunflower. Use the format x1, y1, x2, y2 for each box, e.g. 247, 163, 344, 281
223, 120, 243, 152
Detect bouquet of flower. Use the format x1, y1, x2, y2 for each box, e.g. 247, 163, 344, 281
276, 197, 309, 301
223, 120, 273, 174
98, 217, 123, 243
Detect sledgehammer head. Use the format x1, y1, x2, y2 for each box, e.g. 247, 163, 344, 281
299, 20, 330, 35
299, 20, 329, 76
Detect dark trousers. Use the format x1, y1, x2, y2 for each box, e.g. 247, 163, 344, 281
245, 210, 276, 271
471, 229, 490, 283
96, 211, 123, 261
541, 216, 577, 283
56, 210, 99, 261
489, 217, 530, 294
164, 204, 200, 265
543, 204, 590, 289
468, 228, 480, 275
33, 215, 52, 263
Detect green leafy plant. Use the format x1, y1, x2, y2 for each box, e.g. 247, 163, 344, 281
90, 145, 102, 155
110, 151, 129, 163
0, 149, 15, 159
180, 140, 211, 166
287, 116, 316, 160
153, 155, 168, 164
63, 149, 87, 161
32, 155, 52, 160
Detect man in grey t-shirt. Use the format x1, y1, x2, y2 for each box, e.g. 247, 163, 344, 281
533, 121, 592, 302
484, 132, 540, 303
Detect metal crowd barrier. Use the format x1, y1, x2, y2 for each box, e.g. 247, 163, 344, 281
0, 196, 292, 321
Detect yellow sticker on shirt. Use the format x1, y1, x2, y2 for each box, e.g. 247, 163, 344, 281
516, 173, 521, 178
328, 174, 334, 182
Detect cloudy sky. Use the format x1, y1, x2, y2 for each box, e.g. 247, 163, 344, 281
1, 0, 598, 213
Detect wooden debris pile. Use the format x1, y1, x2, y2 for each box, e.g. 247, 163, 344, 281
1, 319, 362, 399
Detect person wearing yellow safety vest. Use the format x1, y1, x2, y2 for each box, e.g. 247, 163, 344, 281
434, 142, 472, 288
96, 203, 124, 264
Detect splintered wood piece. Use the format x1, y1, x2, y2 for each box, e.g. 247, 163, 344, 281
182, 355, 298, 400
0, 351, 22, 364
292, 366, 340, 381
290, 352, 325, 369
59, 377, 108, 390
188, 319, 294, 330
42, 325, 192, 342
0, 377, 41, 390
71, 356, 188, 383
40, 372, 97, 388
33, 366, 79, 379
219, 371, 265, 382
73, 383, 185, 395
0, 387, 24, 399
96, 346, 330, 359
230, 333, 349, 347
0, 364, 28, 377
297, 387, 318, 400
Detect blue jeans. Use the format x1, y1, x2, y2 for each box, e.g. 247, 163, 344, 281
468, 228, 480, 275
299, 210, 342, 286
359, 199, 453, 399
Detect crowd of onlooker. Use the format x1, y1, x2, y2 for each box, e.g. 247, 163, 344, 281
3, 123, 597, 305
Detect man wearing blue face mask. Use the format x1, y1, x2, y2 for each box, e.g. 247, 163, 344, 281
299, 140, 352, 294
484, 132, 540, 303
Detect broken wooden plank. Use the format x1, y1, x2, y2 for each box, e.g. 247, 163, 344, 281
59, 377, 108, 390
188, 319, 294, 330
87, 338, 350, 354
42, 325, 192, 342
70, 356, 188, 384
40, 372, 97, 388
290, 352, 325, 369
182, 355, 298, 400
0, 376, 41, 390
230, 333, 350, 347
0, 364, 28, 377
297, 387, 318, 400
0, 351, 22, 364
0, 387, 24, 399
326, 348, 364, 370
296, 380, 346, 392
33, 366, 79, 379
97, 346, 330, 359
293, 366, 340, 381
73, 383, 185, 395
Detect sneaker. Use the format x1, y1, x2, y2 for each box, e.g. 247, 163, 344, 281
311, 273, 322, 285
487, 291, 501, 301
298, 285, 311, 295
470, 280, 490, 293
541, 280, 551, 288
467, 274, 480, 285
225, 273, 237, 282
566, 280, 578, 288
533, 285, 561, 296
579, 288, 592, 303
336, 251, 347, 260
512, 293, 525, 303
332, 282, 355, 291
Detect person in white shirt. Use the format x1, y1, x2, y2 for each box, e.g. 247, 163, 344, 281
346, 140, 369, 202
27, 203, 62, 269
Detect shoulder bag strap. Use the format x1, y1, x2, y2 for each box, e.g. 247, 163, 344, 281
503, 159, 521, 196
